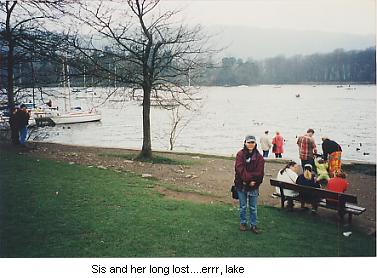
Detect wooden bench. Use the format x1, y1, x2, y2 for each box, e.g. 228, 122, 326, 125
270, 178, 366, 224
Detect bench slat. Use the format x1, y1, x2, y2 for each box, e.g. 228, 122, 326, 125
318, 201, 366, 215
346, 203, 367, 212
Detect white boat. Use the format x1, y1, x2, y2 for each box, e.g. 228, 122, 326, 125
35, 62, 101, 127
35, 107, 101, 127
25, 102, 60, 127
50, 110, 101, 125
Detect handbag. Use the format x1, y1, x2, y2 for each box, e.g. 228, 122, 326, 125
272, 144, 277, 152
231, 185, 238, 199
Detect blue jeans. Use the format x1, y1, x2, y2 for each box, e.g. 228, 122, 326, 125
237, 189, 259, 226
19, 126, 28, 145
262, 150, 269, 158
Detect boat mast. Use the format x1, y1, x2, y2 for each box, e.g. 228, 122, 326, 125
62, 58, 71, 112
114, 65, 117, 88
66, 63, 71, 111
83, 66, 86, 88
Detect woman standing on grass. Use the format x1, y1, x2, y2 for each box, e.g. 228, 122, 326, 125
234, 135, 265, 234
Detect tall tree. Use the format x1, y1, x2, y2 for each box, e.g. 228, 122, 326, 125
69, 0, 214, 158
0, 0, 66, 141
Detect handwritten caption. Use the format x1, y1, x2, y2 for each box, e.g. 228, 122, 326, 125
92, 264, 244, 276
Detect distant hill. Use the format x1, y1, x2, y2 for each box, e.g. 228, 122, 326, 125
208, 25, 375, 60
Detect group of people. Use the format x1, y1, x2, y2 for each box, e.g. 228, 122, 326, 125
9, 104, 31, 146
259, 130, 284, 158
233, 129, 346, 233
277, 160, 348, 213
297, 128, 343, 178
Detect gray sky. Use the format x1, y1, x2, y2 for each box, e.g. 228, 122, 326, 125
163, 0, 376, 35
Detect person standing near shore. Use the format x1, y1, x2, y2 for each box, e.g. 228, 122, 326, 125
272, 131, 284, 158
15, 104, 30, 146
260, 130, 272, 158
321, 137, 342, 177
297, 128, 317, 172
234, 135, 265, 234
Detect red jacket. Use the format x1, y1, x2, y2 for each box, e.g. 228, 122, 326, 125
327, 177, 348, 193
326, 177, 348, 205
234, 148, 265, 191
272, 135, 284, 154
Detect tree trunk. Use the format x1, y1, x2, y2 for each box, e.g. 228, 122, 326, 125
5, 1, 17, 143
7, 45, 18, 145
139, 85, 152, 159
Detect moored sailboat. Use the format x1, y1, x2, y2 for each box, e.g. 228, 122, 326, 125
35, 62, 101, 127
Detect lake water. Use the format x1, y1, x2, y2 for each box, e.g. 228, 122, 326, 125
30, 85, 376, 163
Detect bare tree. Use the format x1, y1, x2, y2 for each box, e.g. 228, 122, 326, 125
68, 0, 215, 159
168, 105, 200, 151
0, 0, 67, 142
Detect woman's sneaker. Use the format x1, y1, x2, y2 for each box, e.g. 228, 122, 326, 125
239, 224, 247, 231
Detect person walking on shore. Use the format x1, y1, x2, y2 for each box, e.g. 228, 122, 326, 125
260, 130, 272, 158
15, 104, 30, 146
234, 135, 265, 234
272, 131, 284, 158
297, 128, 317, 172
321, 137, 342, 177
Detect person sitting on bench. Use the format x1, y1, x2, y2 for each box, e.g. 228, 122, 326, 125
326, 170, 349, 206
314, 157, 330, 186
296, 164, 320, 213
276, 161, 300, 209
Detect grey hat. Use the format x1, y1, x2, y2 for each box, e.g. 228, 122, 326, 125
245, 135, 256, 143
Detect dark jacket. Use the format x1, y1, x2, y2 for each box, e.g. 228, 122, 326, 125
15, 109, 30, 128
234, 146, 265, 191
296, 174, 320, 188
322, 139, 342, 160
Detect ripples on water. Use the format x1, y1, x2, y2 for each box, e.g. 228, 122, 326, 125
30, 85, 376, 163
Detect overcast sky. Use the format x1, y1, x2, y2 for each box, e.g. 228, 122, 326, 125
163, 0, 376, 35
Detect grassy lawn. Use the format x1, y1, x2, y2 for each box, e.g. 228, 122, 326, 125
0, 149, 375, 257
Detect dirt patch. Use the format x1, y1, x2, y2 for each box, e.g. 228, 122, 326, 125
5, 142, 376, 234
154, 186, 226, 204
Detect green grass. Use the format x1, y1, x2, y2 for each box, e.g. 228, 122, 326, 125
0, 149, 375, 257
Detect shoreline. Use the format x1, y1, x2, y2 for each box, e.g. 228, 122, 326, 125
26, 141, 377, 168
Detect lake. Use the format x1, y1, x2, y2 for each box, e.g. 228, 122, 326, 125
29, 84, 376, 163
